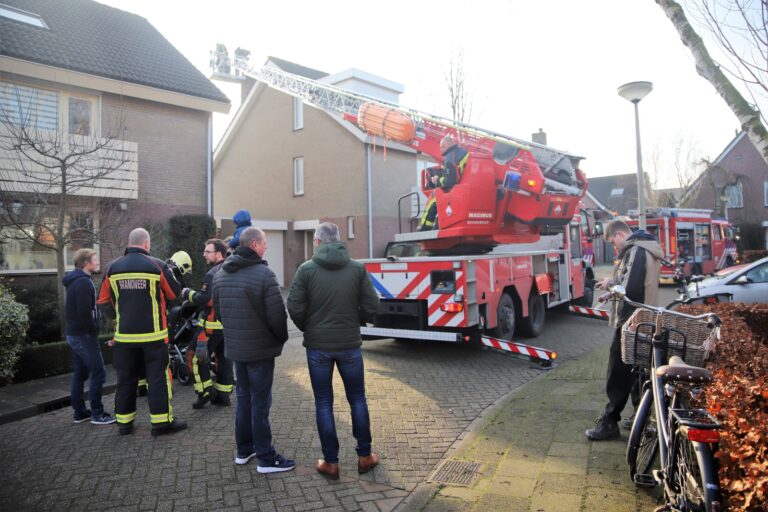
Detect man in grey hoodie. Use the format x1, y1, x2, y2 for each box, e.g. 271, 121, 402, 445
287, 222, 380, 480
586, 220, 663, 441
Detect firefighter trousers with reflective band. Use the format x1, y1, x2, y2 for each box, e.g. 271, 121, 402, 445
190, 333, 233, 396
113, 340, 174, 425
420, 195, 438, 231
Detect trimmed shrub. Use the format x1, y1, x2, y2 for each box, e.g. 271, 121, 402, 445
0, 284, 29, 383
12, 336, 114, 382
167, 214, 216, 289
5, 276, 60, 344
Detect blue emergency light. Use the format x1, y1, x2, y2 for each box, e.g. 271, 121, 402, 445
503, 171, 521, 191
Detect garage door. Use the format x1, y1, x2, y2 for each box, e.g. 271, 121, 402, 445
263, 230, 284, 287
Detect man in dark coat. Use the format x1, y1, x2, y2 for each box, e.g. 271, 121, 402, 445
586, 220, 662, 441
64, 248, 115, 425
287, 222, 380, 480
212, 227, 295, 473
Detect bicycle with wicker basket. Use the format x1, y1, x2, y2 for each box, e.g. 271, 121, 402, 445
606, 284, 723, 512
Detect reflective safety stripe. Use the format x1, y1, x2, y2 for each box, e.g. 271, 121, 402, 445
114, 329, 168, 342
188, 290, 196, 302
151, 366, 174, 424
206, 320, 223, 330
421, 196, 436, 227
214, 382, 233, 393
150, 412, 171, 424
116, 411, 136, 424
138, 379, 148, 388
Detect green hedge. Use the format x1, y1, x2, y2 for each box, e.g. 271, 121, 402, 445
6, 276, 60, 344
12, 336, 115, 382
0, 285, 29, 383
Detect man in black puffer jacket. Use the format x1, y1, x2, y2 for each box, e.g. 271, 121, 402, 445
212, 227, 295, 474
287, 222, 380, 480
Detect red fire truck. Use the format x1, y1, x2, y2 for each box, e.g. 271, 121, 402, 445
627, 208, 738, 279
244, 65, 598, 350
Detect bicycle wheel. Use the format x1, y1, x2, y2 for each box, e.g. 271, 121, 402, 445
669, 428, 721, 512
627, 389, 659, 483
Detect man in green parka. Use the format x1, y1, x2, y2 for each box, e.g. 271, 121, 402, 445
287, 222, 380, 480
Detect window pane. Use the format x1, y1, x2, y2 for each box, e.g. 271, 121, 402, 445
0, 225, 57, 270
294, 157, 304, 195
68, 97, 91, 136
0, 81, 58, 131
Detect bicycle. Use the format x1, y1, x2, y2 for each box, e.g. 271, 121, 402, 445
605, 285, 723, 512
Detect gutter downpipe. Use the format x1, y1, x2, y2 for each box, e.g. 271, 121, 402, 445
207, 115, 213, 216
367, 144, 373, 258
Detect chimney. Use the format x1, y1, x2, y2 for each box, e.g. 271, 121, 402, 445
532, 128, 547, 145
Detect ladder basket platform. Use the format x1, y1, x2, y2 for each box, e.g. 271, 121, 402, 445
620, 309, 718, 368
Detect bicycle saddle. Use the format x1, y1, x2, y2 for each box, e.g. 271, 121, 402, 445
655, 356, 712, 384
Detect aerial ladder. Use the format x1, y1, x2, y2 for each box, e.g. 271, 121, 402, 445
233, 62, 588, 253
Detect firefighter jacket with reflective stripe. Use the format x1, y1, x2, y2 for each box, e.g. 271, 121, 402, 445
188, 261, 224, 334
97, 247, 180, 343
439, 144, 469, 191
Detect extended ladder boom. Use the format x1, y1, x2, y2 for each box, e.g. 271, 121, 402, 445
236, 63, 583, 173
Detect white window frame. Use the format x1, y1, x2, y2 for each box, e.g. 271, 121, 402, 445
764, 180, 768, 207
0, 208, 100, 275
0, 80, 99, 137
0, 4, 48, 29
293, 96, 303, 130
610, 187, 624, 196
725, 181, 743, 208
347, 216, 355, 239
293, 157, 304, 196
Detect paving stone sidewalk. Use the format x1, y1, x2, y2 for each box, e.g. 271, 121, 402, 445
404, 344, 661, 512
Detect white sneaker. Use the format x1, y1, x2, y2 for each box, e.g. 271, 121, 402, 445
235, 452, 257, 465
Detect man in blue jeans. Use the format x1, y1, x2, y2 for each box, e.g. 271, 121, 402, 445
287, 222, 380, 480
64, 248, 115, 425
213, 227, 294, 473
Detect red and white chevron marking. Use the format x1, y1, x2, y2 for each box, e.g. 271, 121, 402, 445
568, 305, 609, 320
480, 336, 556, 362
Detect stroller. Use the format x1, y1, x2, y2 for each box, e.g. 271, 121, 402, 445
167, 300, 204, 385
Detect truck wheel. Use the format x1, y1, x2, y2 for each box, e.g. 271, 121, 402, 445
492, 293, 515, 340
519, 293, 546, 338
574, 283, 594, 307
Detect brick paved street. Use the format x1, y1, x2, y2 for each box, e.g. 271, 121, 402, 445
0, 289, 646, 511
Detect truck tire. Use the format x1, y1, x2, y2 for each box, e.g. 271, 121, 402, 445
574, 283, 594, 307
492, 293, 515, 340
518, 293, 545, 337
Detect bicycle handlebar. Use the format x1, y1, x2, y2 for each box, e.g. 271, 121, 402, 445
600, 285, 722, 328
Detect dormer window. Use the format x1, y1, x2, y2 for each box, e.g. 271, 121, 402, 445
0, 3, 48, 29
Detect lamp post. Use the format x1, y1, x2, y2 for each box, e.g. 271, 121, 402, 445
618, 81, 653, 230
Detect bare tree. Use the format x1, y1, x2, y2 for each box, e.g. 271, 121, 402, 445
656, 0, 768, 164
0, 85, 137, 335
648, 134, 706, 206
444, 49, 473, 124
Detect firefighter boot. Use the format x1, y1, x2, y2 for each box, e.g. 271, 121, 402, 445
211, 392, 231, 407
192, 389, 212, 409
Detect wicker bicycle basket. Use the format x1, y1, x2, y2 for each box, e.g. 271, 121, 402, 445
620, 309, 718, 368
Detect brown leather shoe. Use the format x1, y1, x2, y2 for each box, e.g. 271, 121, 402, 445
316, 459, 339, 480
358, 453, 379, 474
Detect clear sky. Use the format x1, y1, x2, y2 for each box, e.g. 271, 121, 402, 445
97, 0, 744, 186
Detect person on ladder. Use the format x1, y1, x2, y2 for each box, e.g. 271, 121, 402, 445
419, 135, 469, 231
182, 239, 233, 408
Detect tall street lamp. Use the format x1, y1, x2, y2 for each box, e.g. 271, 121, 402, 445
618, 81, 653, 231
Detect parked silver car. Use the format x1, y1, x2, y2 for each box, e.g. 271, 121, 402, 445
687, 256, 768, 304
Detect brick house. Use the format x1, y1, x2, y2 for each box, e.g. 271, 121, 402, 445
213, 57, 429, 286
681, 131, 768, 250
0, 0, 230, 275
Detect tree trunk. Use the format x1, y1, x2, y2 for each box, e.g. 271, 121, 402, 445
656, 0, 768, 165
56, 243, 66, 338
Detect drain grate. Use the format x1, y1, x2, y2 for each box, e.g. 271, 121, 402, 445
428, 460, 481, 486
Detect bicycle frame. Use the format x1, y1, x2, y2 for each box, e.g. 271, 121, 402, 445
608, 286, 722, 511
